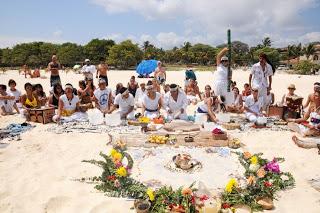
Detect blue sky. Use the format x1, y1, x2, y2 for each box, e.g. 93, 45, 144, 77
1, 0, 320, 49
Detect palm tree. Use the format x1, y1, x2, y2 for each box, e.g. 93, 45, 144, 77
142, 41, 150, 52
304, 44, 315, 60
262, 37, 272, 47
183, 42, 192, 52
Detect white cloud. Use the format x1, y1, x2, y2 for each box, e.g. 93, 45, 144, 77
0, 36, 66, 48
92, 0, 320, 47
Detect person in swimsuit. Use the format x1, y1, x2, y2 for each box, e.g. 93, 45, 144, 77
20, 82, 40, 117
226, 87, 243, 113
151, 78, 160, 93
127, 76, 139, 97
48, 55, 61, 87
0, 84, 20, 115
48, 83, 64, 108
96, 58, 109, 85
185, 79, 201, 105
288, 90, 320, 137
196, 93, 221, 122
303, 82, 320, 110
77, 80, 94, 111
200, 85, 215, 100
142, 81, 162, 119
33, 84, 47, 106
154, 61, 166, 85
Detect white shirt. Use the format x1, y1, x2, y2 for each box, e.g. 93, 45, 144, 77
7, 89, 21, 102
60, 94, 79, 111
214, 64, 228, 83
164, 90, 188, 113
81, 65, 97, 79
135, 88, 147, 103
94, 88, 111, 110
251, 62, 273, 88
244, 95, 263, 114
142, 92, 161, 111
114, 93, 135, 114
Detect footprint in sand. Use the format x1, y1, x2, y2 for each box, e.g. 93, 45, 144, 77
44, 196, 71, 213
89, 201, 131, 213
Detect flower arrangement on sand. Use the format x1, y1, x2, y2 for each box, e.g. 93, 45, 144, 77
83, 147, 295, 212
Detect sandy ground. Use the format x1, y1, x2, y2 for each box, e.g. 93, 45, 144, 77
0, 70, 320, 213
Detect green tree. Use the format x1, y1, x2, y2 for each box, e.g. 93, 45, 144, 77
84, 39, 115, 63
182, 42, 192, 52
1, 48, 13, 67
189, 43, 217, 65
294, 60, 316, 75
262, 37, 272, 47
57, 43, 84, 66
253, 47, 280, 66
303, 44, 315, 60
39, 43, 59, 65
107, 40, 143, 69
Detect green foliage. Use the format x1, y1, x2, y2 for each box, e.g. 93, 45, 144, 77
262, 37, 272, 47
57, 43, 83, 66
253, 47, 280, 66
107, 40, 143, 69
84, 38, 115, 64
294, 60, 316, 75
303, 44, 316, 60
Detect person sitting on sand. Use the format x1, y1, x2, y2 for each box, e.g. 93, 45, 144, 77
96, 58, 109, 85
244, 87, 265, 122
151, 78, 161, 93
263, 88, 275, 111
53, 84, 87, 123
196, 94, 221, 122
108, 87, 135, 120
242, 83, 251, 101
154, 61, 166, 85
81, 59, 96, 81
32, 68, 40, 78
226, 87, 243, 113
7, 79, 22, 108
33, 84, 47, 106
135, 82, 147, 108
163, 84, 188, 121
201, 85, 215, 101
48, 83, 64, 108
185, 79, 201, 105
114, 83, 124, 98
303, 82, 320, 110
127, 76, 139, 97
0, 84, 20, 115
163, 84, 170, 94
288, 91, 320, 137
281, 84, 303, 119
77, 80, 94, 111
93, 78, 112, 115
20, 82, 40, 116
142, 81, 162, 119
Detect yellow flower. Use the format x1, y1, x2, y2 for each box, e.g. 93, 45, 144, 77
116, 166, 127, 177
110, 149, 118, 157
113, 152, 123, 162
146, 188, 155, 201
138, 117, 150, 123
250, 156, 258, 165
225, 178, 238, 193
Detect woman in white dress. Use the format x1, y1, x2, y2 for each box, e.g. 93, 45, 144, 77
226, 87, 243, 113
53, 84, 87, 122
142, 81, 162, 119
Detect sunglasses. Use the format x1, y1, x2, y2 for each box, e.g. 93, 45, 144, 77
221, 60, 228, 62
252, 90, 258, 92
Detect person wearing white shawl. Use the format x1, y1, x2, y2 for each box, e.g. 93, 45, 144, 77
163, 84, 188, 121
142, 81, 162, 119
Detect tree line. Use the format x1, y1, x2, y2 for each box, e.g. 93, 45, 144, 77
0, 37, 318, 69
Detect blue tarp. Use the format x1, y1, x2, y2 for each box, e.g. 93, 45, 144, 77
136, 59, 158, 75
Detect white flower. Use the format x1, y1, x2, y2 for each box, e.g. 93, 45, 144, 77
281, 175, 289, 181
249, 164, 260, 172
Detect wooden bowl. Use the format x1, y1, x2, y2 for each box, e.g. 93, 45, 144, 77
184, 136, 194, 143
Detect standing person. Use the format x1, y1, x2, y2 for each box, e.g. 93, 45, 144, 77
0, 84, 20, 115
142, 81, 162, 119
154, 61, 166, 85
108, 87, 135, 120
185, 64, 197, 87
48, 55, 62, 87
263, 88, 275, 110
163, 84, 188, 120
7, 79, 22, 108
93, 79, 112, 114
127, 76, 139, 97
96, 58, 109, 85
213, 47, 231, 99
249, 53, 273, 106
81, 59, 96, 81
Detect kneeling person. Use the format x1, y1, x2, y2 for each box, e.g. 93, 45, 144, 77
244, 87, 264, 122
164, 84, 188, 120
108, 87, 135, 120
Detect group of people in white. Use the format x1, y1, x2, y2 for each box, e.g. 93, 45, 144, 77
1, 50, 318, 137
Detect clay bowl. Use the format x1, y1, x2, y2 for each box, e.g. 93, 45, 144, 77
184, 136, 194, 143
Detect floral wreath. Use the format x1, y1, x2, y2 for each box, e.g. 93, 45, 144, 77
83, 146, 295, 212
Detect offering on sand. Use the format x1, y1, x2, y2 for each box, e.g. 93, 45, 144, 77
147, 134, 169, 144
172, 153, 200, 170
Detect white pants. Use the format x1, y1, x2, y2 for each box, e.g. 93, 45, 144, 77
213, 81, 233, 104
53, 112, 88, 123
246, 112, 259, 122
144, 110, 159, 119
258, 86, 268, 107
165, 111, 188, 121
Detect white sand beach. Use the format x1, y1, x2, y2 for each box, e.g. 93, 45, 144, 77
0, 70, 320, 213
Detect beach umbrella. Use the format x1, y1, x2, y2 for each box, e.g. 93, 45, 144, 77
73, 64, 81, 70
136, 59, 158, 75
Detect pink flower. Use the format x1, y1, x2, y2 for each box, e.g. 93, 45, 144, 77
200, 195, 209, 202
265, 158, 280, 173
114, 179, 121, 188
115, 161, 123, 168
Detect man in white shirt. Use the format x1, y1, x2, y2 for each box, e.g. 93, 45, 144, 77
81, 59, 97, 81
164, 84, 188, 120
108, 87, 135, 120
249, 53, 273, 107
244, 87, 264, 122
93, 79, 112, 114
135, 82, 147, 108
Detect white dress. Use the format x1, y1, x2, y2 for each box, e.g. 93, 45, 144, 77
114, 93, 135, 120
163, 90, 188, 120
213, 64, 233, 104
135, 88, 147, 108
142, 92, 161, 119
244, 95, 264, 122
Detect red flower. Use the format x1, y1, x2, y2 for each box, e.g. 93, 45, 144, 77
222, 203, 231, 209
107, 175, 116, 181
191, 195, 196, 204
200, 195, 209, 202
264, 181, 272, 187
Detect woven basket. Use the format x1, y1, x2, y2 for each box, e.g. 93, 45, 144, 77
212, 132, 228, 140
222, 123, 241, 130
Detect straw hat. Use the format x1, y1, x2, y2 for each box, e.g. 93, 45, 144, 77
288, 84, 296, 90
